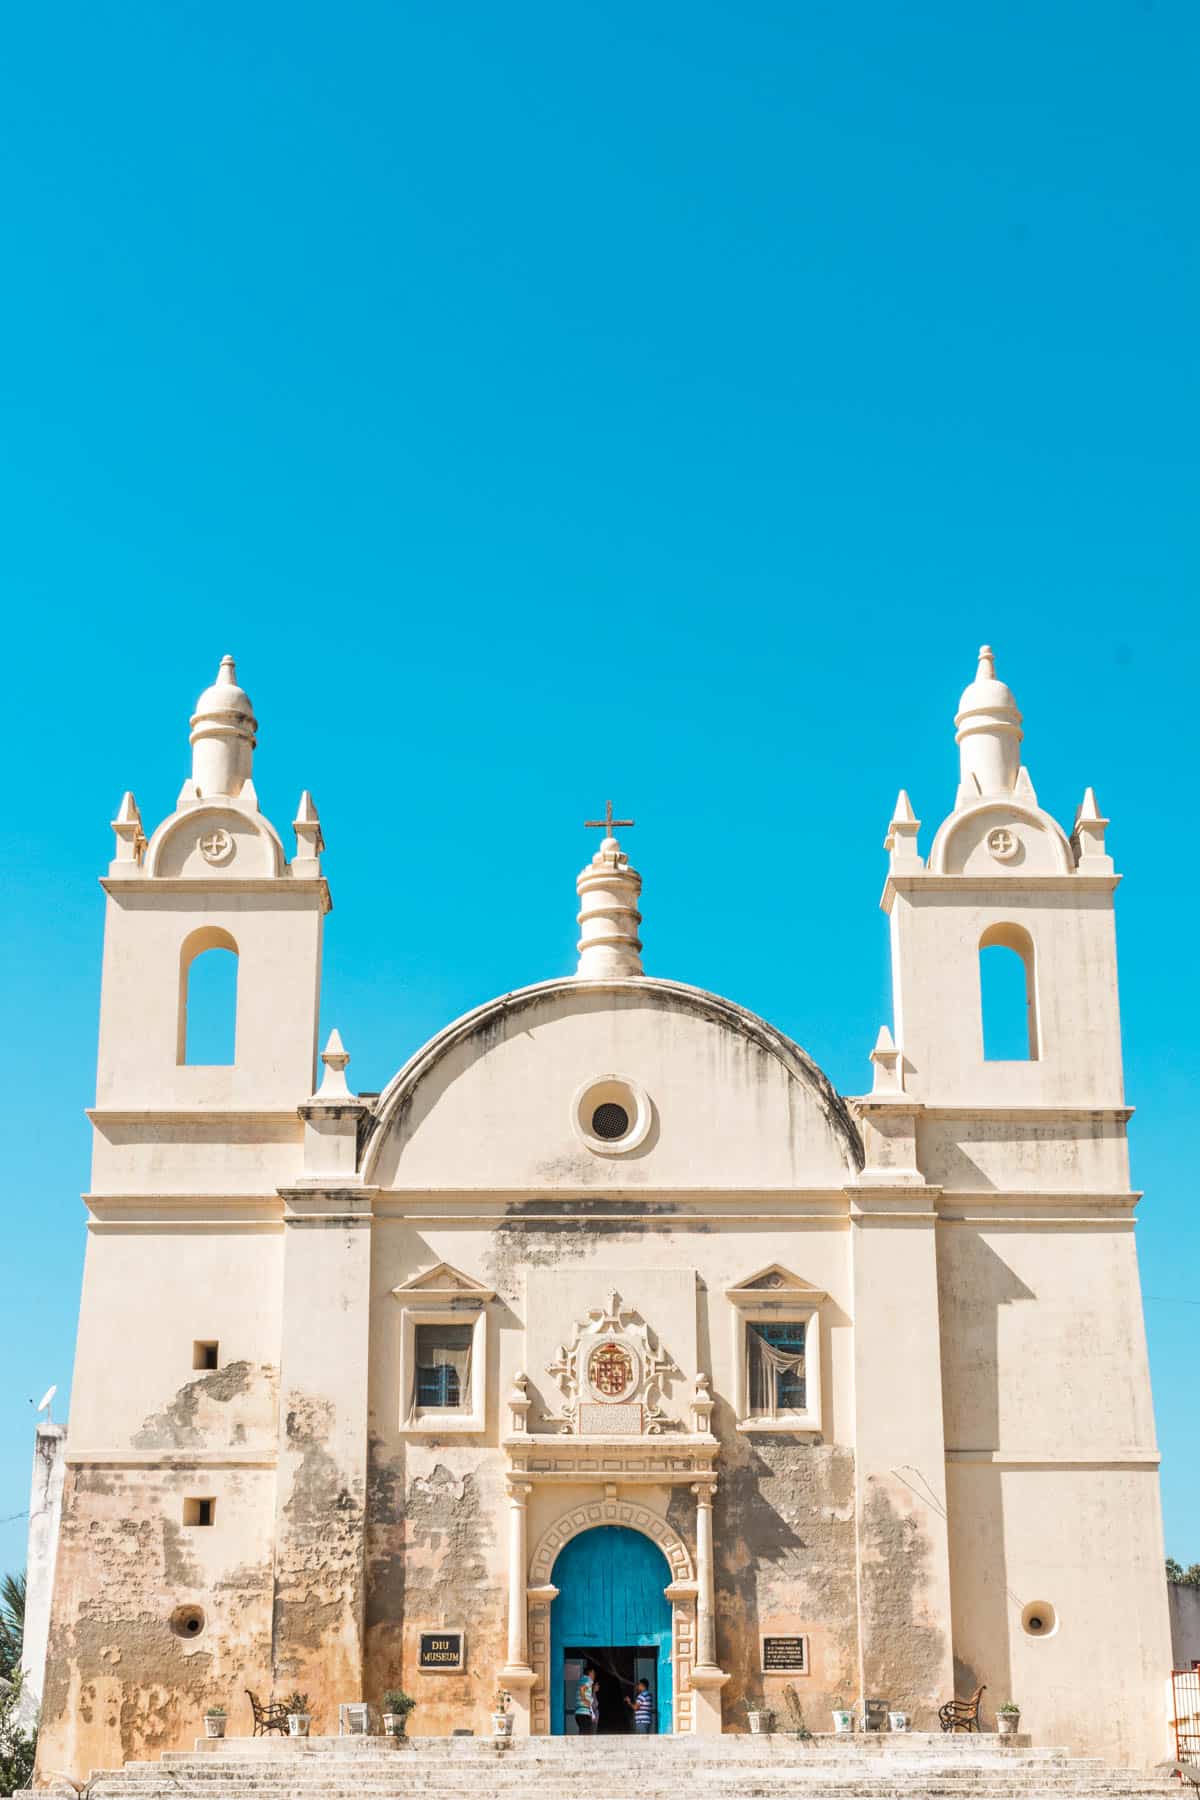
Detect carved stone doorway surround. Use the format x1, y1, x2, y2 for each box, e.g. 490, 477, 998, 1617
500, 1421, 729, 1735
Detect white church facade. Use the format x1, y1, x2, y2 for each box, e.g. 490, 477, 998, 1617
34, 648, 1171, 1777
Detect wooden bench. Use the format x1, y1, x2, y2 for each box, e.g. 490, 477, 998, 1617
246, 1690, 290, 1737
938, 1684, 985, 1733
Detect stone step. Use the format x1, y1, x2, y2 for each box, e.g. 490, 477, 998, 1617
110, 1770, 1148, 1784
64, 1788, 1178, 1800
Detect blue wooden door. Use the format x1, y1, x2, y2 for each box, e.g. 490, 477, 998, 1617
550, 1526, 673, 1734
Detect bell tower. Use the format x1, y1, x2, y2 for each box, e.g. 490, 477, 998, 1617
94, 655, 329, 1122
881, 644, 1122, 1110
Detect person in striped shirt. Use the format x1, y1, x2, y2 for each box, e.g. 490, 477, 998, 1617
625, 1679, 654, 1733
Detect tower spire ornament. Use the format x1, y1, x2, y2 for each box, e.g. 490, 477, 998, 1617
954, 642, 1023, 804
188, 654, 258, 802
575, 799, 643, 978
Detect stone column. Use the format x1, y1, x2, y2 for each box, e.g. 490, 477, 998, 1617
271, 1186, 373, 1714
695, 1484, 716, 1665
500, 1479, 537, 1734
848, 1169, 955, 1727
689, 1480, 729, 1734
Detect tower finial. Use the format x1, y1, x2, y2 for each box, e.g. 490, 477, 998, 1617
575, 804, 643, 978
189, 655, 258, 800
954, 642, 1023, 801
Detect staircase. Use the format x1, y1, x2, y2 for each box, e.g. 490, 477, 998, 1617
39, 1733, 1181, 1800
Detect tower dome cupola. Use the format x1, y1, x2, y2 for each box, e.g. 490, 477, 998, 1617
954, 643, 1023, 798
189, 655, 258, 799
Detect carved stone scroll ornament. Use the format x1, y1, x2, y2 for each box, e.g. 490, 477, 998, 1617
545, 1290, 678, 1434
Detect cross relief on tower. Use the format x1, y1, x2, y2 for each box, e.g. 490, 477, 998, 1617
545, 1291, 678, 1436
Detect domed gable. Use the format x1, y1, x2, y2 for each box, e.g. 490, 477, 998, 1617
362, 977, 863, 1190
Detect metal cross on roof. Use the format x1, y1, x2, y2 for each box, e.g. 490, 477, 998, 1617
584, 799, 634, 836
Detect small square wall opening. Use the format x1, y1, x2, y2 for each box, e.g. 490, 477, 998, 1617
193, 1341, 219, 1371
184, 1497, 216, 1527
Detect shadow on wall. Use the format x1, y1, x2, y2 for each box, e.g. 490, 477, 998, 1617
939, 1232, 1035, 1453
938, 1232, 1035, 1722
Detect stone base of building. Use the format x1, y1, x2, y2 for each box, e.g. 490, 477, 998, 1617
20, 1728, 1179, 1800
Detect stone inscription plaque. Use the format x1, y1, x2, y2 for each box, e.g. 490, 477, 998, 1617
761, 1635, 807, 1673
579, 1402, 642, 1435
418, 1630, 465, 1671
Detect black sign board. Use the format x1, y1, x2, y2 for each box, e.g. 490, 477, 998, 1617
418, 1630, 465, 1671
761, 1635, 807, 1673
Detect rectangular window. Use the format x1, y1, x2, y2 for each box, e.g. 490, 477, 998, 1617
414, 1324, 473, 1411
748, 1320, 806, 1415
193, 1341, 219, 1371
183, 1496, 216, 1527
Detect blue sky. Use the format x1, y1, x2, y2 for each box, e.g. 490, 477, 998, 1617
1, 1, 1196, 1573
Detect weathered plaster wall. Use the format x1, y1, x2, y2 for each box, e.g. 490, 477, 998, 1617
37, 1227, 284, 1780
710, 1436, 858, 1728
36, 1463, 276, 1780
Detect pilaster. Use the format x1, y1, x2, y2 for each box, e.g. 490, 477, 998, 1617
271, 1186, 372, 1706
847, 1176, 954, 1725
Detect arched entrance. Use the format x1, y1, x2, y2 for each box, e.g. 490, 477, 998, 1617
550, 1526, 673, 1735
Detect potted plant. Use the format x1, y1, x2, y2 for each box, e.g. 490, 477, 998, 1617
831, 1694, 854, 1734
744, 1695, 774, 1734
204, 1706, 227, 1739
283, 1692, 312, 1738
492, 1688, 514, 1737
888, 1708, 911, 1733
997, 1701, 1021, 1738
382, 1690, 416, 1739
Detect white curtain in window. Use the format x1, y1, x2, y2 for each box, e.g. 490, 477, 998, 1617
405, 1326, 473, 1423
747, 1325, 806, 1418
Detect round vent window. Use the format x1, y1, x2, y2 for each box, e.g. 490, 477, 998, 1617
572, 1076, 653, 1156
591, 1101, 630, 1141
170, 1605, 206, 1639
1021, 1600, 1058, 1638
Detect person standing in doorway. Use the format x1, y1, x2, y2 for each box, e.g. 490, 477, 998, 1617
625, 1678, 654, 1734
574, 1665, 597, 1735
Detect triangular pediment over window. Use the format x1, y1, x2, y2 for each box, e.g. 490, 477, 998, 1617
391, 1262, 495, 1304
725, 1264, 828, 1305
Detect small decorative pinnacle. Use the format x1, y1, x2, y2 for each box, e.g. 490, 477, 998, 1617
315, 1028, 353, 1099
869, 1025, 903, 1095
110, 792, 146, 868
977, 644, 996, 679
884, 789, 922, 869
1071, 787, 1112, 872
292, 790, 325, 871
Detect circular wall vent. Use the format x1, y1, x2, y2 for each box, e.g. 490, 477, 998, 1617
591, 1101, 630, 1140
170, 1605, 206, 1639
1021, 1600, 1058, 1637
571, 1076, 653, 1156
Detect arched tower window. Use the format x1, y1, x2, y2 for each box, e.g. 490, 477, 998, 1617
178, 928, 239, 1065
979, 923, 1039, 1061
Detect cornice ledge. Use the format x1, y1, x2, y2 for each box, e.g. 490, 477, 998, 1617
100, 874, 332, 910
881, 870, 1120, 912
88, 1108, 304, 1126
846, 1182, 942, 1222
